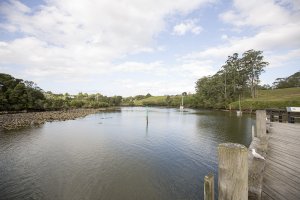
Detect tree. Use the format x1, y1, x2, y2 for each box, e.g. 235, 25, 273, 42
165, 95, 172, 106
272, 71, 300, 89
195, 49, 268, 108
241, 50, 269, 98
0, 73, 45, 111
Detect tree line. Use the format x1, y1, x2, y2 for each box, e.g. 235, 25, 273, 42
272, 71, 300, 89
0, 73, 159, 111
0, 73, 123, 111
1, 53, 298, 111
0, 73, 45, 111
194, 49, 269, 109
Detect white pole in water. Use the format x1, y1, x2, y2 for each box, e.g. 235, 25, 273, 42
180, 95, 184, 110
146, 107, 149, 124
181, 95, 183, 107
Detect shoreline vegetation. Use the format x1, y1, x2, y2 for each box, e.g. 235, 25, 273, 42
1, 50, 299, 130
0, 108, 120, 130
1, 87, 300, 131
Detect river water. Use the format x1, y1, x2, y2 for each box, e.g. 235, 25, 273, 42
0, 107, 254, 200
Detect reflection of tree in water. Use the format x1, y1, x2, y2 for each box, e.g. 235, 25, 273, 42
195, 111, 253, 146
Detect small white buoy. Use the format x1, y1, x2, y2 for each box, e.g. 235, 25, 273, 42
251, 149, 265, 160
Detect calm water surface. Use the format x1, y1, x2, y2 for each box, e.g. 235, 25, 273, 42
0, 107, 254, 200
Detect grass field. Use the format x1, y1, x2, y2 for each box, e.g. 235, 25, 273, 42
130, 95, 195, 107
230, 88, 300, 110
126, 88, 300, 110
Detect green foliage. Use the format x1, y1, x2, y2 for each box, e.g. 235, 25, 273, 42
272, 71, 300, 89
132, 95, 197, 107
45, 93, 121, 109
0, 73, 45, 111
0, 73, 122, 111
195, 49, 268, 109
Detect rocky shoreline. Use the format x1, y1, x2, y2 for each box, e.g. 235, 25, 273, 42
0, 109, 113, 130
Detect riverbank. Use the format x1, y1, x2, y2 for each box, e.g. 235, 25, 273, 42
0, 108, 119, 130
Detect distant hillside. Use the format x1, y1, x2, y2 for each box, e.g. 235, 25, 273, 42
273, 71, 300, 89
130, 95, 196, 108
229, 88, 300, 110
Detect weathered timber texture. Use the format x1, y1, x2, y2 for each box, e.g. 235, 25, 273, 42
204, 173, 214, 200
248, 137, 268, 200
256, 110, 266, 138
262, 122, 300, 200
218, 143, 248, 200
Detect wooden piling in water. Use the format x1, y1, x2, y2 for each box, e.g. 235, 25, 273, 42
218, 143, 248, 200
252, 125, 255, 140
256, 110, 266, 138
204, 173, 214, 200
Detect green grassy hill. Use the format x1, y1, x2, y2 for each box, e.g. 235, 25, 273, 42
132, 95, 196, 107
230, 88, 300, 110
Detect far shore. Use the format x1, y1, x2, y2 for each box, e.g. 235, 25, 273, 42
0, 108, 120, 131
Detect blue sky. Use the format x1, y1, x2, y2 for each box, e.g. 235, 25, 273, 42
0, 0, 299, 96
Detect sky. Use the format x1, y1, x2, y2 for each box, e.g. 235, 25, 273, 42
0, 0, 299, 96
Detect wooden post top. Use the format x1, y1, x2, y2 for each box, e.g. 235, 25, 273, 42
205, 173, 214, 179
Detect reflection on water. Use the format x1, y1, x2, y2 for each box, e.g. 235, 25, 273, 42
0, 107, 254, 200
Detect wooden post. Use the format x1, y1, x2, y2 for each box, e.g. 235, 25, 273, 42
218, 143, 248, 200
256, 110, 266, 138
204, 173, 214, 200
252, 125, 255, 140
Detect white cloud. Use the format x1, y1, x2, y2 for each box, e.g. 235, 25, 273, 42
0, 0, 213, 79
182, 0, 300, 70
219, 0, 297, 27
114, 61, 166, 73
172, 60, 216, 78
266, 49, 300, 68
221, 34, 228, 40
112, 79, 195, 96
172, 19, 203, 35
0, 0, 298, 95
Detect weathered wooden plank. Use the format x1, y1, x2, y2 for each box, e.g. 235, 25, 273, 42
261, 191, 275, 200
263, 173, 299, 200
265, 156, 300, 179
267, 151, 300, 173
264, 169, 300, 192
268, 149, 299, 163
268, 146, 300, 158
269, 124, 300, 134
267, 154, 300, 170
269, 135, 300, 145
268, 148, 300, 164
270, 135, 300, 142
262, 122, 300, 200
262, 184, 285, 200
264, 166, 300, 188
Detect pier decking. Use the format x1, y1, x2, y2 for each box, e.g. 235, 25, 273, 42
262, 122, 300, 200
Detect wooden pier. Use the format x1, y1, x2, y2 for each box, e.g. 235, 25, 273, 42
203, 110, 300, 200
262, 122, 300, 200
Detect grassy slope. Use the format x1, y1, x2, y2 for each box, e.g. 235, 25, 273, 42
230, 88, 300, 110
133, 95, 194, 107
134, 96, 167, 106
